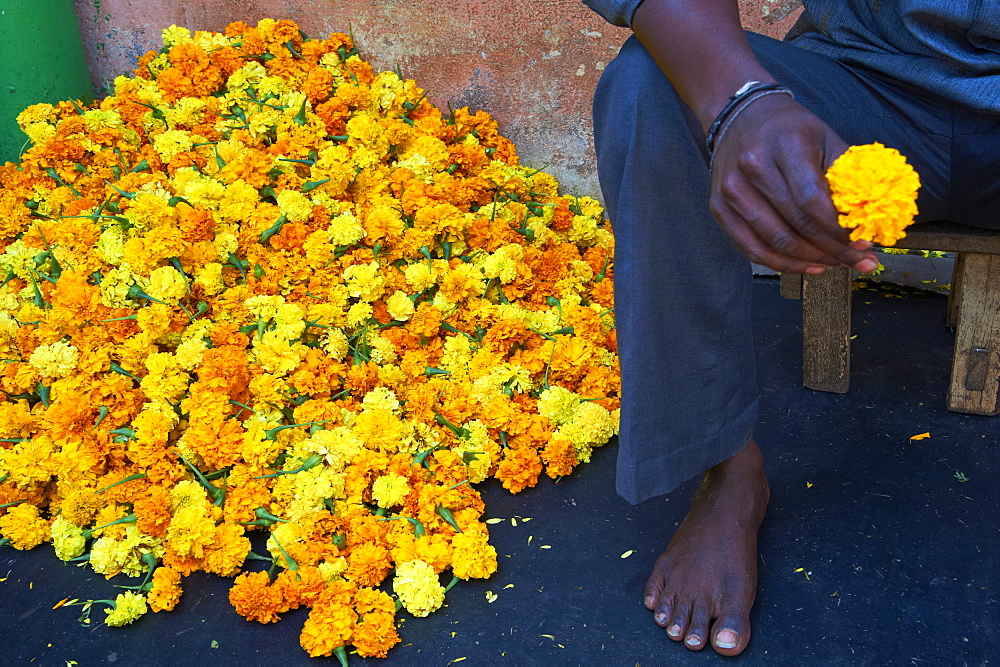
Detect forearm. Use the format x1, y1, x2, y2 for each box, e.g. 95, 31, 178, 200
631, 0, 776, 133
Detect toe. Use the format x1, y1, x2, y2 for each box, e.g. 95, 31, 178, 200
643, 573, 663, 611
683, 603, 712, 651
711, 612, 750, 656
667, 601, 692, 642
653, 591, 674, 627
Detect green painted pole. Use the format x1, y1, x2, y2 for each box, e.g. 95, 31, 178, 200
0, 0, 94, 164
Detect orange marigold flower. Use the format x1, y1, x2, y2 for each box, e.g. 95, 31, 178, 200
541, 436, 578, 479
203, 523, 251, 577
345, 542, 393, 587
449, 529, 498, 580
134, 485, 172, 538
299, 600, 357, 658
147, 566, 183, 612
229, 570, 284, 624
495, 445, 543, 494
352, 610, 400, 658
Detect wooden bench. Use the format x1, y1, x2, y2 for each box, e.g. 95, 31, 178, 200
779, 221, 1000, 415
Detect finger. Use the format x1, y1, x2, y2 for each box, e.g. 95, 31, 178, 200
711, 205, 827, 274
711, 171, 840, 267
717, 148, 845, 267
769, 137, 876, 269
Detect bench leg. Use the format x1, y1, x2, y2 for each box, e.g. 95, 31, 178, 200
801, 266, 853, 393
947, 252, 965, 328
947, 252, 1000, 415
779, 273, 802, 299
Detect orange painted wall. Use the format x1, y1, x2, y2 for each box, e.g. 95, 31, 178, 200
72, 0, 801, 197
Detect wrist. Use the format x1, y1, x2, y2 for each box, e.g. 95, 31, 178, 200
705, 82, 796, 167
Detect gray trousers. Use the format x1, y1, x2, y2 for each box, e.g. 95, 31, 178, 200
594, 32, 1000, 505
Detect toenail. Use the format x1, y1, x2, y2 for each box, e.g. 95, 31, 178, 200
667, 624, 682, 638
685, 634, 701, 646
645, 596, 654, 607
654, 613, 667, 624
715, 629, 739, 649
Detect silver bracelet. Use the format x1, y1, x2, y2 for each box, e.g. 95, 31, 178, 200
708, 88, 795, 171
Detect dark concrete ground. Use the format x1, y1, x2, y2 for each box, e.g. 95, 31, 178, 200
1, 276, 996, 666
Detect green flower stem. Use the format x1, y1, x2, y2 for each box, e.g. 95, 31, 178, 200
269, 535, 299, 571
444, 574, 460, 593
0, 499, 27, 510
263, 420, 331, 441
334, 646, 349, 667
435, 507, 463, 533
238, 507, 287, 528
94, 472, 147, 494
83, 513, 137, 538
252, 453, 324, 479
170, 450, 223, 503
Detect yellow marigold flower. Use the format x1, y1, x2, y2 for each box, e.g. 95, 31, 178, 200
371, 473, 410, 508
321, 327, 350, 359
253, 330, 307, 375
276, 188, 314, 222
361, 386, 400, 414
95, 225, 126, 265
169, 480, 208, 512
343, 261, 385, 303
825, 142, 920, 246
307, 427, 364, 473
392, 559, 445, 617
16, 102, 59, 127
273, 302, 306, 339
450, 531, 498, 580
148, 566, 183, 612
537, 385, 581, 426
145, 266, 187, 303
51, 516, 86, 561
245, 294, 284, 320
385, 291, 415, 321
193, 262, 225, 296
166, 503, 216, 559
104, 591, 149, 627
367, 333, 397, 365
346, 302, 373, 329
404, 262, 437, 292
0, 436, 55, 488
0, 503, 50, 550
162, 24, 193, 47
153, 129, 195, 162
327, 211, 366, 246
218, 179, 260, 223
28, 340, 79, 379
318, 557, 349, 582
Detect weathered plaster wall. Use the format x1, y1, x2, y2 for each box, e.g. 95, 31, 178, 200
73, 0, 801, 197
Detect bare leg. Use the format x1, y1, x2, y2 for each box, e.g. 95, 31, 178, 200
643, 439, 768, 655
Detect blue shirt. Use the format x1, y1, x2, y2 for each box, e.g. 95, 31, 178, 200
583, 0, 1000, 113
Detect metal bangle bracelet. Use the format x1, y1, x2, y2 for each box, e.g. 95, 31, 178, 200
707, 88, 795, 171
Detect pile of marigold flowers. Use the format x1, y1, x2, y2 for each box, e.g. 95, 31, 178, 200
0, 19, 619, 662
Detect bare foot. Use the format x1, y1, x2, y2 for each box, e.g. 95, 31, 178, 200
644, 439, 769, 656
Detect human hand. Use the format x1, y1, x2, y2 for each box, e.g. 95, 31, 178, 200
707, 94, 879, 274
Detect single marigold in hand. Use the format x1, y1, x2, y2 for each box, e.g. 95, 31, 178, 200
825, 142, 920, 246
